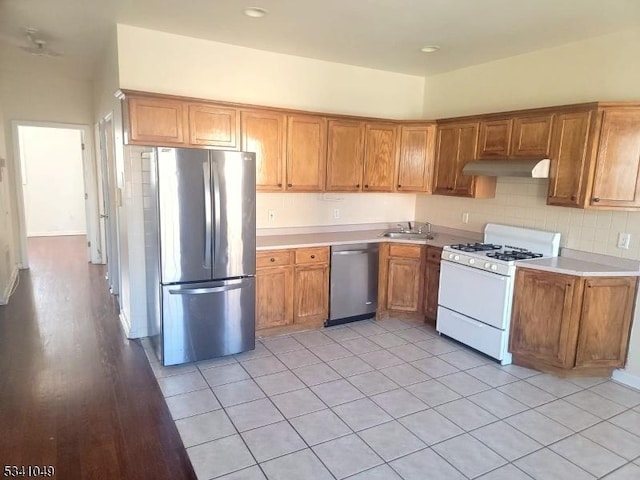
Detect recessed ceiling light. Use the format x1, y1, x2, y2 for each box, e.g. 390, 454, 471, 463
243, 7, 268, 18
420, 45, 440, 53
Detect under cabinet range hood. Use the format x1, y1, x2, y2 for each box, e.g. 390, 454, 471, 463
462, 158, 551, 178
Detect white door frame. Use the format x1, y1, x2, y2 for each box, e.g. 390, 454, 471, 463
11, 120, 102, 267
98, 114, 120, 295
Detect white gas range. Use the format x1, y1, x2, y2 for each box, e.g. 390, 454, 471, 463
437, 224, 560, 365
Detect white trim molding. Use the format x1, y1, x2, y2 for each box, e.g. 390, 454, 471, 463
0, 265, 19, 305
612, 369, 640, 391
119, 310, 131, 338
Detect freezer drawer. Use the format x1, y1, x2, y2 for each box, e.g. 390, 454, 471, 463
161, 277, 255, 366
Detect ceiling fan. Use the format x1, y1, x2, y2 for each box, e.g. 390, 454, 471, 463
20, 28, 62, 57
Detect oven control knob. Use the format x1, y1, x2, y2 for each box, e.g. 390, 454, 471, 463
448, 253, 455, 260
490, 264, 498, 271
454, 255, 460, 261
484, 262, 491, 269
468, 259, 475, 265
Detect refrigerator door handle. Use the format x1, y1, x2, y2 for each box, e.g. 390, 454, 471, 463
168, 279, 244, 295
212, 161, 222, 268
203, 160, 212, 269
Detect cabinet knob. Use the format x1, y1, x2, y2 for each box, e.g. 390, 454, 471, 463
270, 258, 275, 262
397, 184, 402, 188
277, 183, 282, 187
570, 195, 576, 201
287, 183, 293, 187
355, 184, 360, 188
310, 255, 316, 259
364, 184, 369, 189
593, 197, 600, 203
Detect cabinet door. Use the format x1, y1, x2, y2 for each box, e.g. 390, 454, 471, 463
547, 111, 592, 207
423, 260, 440, 326
509, 269, 582, 368
362, 123, 398, 192
433, 125, 459, 194
591, 109, 640, 208
511, 114, 553, 157
396, 125, 435, 192
127, 96, 187, 145
294, 264, 329, 324
477, 119, 512, 158
241, 110, 286, 191
256, 266, 293, 330
286, 115, 327, 192
326, 120, 365, 191
387, 257, 422, 313
452, 123, 479, 196
575, 277, 637, 369
189, 104, 239, 149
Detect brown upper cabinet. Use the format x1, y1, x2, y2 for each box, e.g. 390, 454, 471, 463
396, 124, 436, 193
240, 109, 286, 191
590, 107, 640, 208
362, 123, 398, 192
511, 114, 553, 157
326, 119, 365, 191
125, 95, 188, 146
477, 118, 513, 158
326, 120, 401, 193
286, 114, 327, 192
547, 105, 640, 210
188, 104, 239, 149
433, 122, 496, 198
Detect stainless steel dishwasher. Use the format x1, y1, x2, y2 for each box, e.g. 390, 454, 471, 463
327, 243, 379, 327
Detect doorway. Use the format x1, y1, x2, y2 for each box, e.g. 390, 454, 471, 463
12, 122, 101, 267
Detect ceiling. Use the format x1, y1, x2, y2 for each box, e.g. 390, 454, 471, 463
1, 0, 639, 79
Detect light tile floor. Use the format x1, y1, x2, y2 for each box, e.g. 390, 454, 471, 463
141, 319, 640, 480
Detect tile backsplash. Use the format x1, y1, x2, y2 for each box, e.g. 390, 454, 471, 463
415, 178, 640, 260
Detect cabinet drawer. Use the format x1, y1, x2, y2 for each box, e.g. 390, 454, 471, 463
257, 250, 292, 268
295, 247, 329, 264
389, 244, 422, 258
426, 247, 442, 263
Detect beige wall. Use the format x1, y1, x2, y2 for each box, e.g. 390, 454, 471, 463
418, 27, 640, 383
423, 27, 640, 118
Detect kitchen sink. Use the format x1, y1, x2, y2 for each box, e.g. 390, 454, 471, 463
382, 231, 436, 240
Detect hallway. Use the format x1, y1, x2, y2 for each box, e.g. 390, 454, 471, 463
0, 236, 196, 479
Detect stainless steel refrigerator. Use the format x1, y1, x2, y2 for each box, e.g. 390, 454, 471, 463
144, 147, 256, 366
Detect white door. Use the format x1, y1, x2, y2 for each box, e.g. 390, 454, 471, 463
100, 118, 120, 295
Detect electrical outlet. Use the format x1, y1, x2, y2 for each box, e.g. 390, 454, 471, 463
268, 209, 276, 222
617, 233, 631, 249
333, 208, 340, 219
462, 212, 469, 224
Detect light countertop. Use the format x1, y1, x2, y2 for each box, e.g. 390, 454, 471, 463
516, 256, 640, 277
256, 229, 478, 251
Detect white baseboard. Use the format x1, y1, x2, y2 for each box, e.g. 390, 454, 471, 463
612, 369, 640, 390
0, 265, 19, 305
28, 231, 87, 237
119, 310, 132, 337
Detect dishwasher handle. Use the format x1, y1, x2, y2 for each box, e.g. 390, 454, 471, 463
332, 249, 376, 256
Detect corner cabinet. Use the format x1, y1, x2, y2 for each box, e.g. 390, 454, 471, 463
396, 124, 436, 193
509, 267, 638, 376
433, 122, 496, 198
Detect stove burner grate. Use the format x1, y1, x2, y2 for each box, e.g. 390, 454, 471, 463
486, 250, 544, 261
449, 243, 502, 252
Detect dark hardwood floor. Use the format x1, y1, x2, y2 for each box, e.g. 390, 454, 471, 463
0, 236, 196, 480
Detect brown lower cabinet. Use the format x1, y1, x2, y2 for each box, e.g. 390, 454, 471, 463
256, 247, 329, 336
378, 243, 442, 325
509, 267, 638, 376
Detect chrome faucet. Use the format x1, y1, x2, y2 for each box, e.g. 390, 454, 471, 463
417, 222, 432, 235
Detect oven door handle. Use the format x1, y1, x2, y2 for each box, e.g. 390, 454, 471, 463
441, 260, 509, 281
